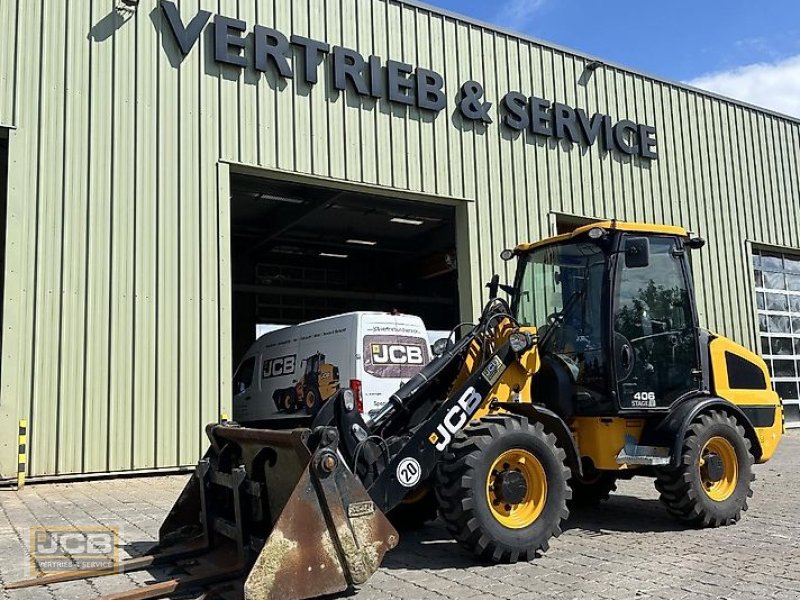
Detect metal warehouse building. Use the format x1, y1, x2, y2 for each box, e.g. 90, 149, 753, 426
1, 0, 799, 480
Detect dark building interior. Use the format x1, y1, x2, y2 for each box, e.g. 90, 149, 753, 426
229, 174, 459, 365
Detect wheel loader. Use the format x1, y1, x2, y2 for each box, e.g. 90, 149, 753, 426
10, 221, 784, 599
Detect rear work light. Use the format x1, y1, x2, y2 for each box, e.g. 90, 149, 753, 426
349, 379, 364, 413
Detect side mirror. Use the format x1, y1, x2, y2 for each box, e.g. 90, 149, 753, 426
432, 338, 453, 356
486, 274, 500, 299
500, 248, 514, 261
625, 237, 650, 269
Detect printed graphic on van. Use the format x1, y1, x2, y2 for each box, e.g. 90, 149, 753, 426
271, 352, 340, 415
363, 335, 430, 378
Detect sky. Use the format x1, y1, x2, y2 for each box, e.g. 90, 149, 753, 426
421, 0, 800, 118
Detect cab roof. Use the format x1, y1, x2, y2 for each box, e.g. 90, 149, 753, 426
514, 221, 689, 253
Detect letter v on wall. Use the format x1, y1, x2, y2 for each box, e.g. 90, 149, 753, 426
161, 0, 211, 56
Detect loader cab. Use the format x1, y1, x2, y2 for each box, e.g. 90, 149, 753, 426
511, 222, 702, 416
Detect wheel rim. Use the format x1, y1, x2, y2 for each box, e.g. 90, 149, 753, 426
305, 391, 316, 409
699, 436, 738, 502
486, 449, 547, 529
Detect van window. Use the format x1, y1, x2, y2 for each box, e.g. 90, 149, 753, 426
233, 357, 257, 395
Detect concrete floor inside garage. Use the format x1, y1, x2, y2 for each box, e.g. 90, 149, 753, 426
228, 174, 461, 367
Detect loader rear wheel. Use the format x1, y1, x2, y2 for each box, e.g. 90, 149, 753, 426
655, 410, 754, 527
436, 415, 571, 563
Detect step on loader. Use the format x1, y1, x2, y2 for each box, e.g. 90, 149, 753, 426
9, 221, 784, 599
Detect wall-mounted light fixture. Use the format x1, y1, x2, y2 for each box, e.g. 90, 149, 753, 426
118, 0, 140, 12
585, 60, 604, 72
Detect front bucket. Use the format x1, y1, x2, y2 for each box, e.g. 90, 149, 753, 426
8, 425, 397, 600
160, 424, 398, 600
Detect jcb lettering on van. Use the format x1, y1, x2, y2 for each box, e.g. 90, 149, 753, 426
371, 344, 425, 365
262, 355, 296, 379
364, 335, 431, 379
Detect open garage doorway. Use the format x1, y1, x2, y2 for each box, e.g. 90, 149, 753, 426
229, 174, 460, 365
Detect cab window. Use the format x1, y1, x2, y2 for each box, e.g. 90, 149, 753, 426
516, 240, 609, 399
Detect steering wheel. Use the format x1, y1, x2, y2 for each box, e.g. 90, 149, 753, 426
614, 332, 635, 381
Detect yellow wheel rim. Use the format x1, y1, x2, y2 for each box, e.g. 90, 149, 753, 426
486, 449, 547, 529
305, 391, 316, 409
699, 436, 738, 502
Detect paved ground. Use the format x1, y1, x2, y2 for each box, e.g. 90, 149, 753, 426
1, 432, 799, 600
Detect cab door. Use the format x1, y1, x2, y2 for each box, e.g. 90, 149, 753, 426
613, 234, 701, 410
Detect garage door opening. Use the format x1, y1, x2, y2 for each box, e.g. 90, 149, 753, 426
229, 174, 460, 365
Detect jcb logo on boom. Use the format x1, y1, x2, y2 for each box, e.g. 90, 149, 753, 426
371, 344, 425, 365
428, 387, 483, 451
262, 355, 296, 379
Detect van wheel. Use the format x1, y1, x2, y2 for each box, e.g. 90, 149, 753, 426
305, 389, 322, 414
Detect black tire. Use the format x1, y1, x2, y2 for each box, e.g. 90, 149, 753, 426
435, 415, 571, 563
655, 410, 754, 527
304, 388, 322, 415
568, 468, 618, 508
388, 488, 439, 530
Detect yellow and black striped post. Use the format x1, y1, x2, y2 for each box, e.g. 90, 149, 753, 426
17, 419, 27, 489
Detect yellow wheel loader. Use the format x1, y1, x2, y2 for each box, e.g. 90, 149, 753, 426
10, 221, 784, 599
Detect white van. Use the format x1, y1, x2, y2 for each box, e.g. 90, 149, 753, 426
232, 312, 432, 423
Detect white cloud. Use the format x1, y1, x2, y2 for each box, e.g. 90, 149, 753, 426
687, 54, 800, 118
495, 0, 547, 29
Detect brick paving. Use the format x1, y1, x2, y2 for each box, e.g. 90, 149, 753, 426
1, 432, 799, 600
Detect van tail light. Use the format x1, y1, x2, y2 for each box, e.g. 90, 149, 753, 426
350, 379, 363, 413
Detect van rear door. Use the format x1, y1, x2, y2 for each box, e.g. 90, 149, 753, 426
356, 314, 431, 421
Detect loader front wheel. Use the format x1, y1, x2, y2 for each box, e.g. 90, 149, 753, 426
655, 410, 754, 527
436, 415, 571, 563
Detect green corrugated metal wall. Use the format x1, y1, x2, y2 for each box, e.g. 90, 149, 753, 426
0, 0, 798, 477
